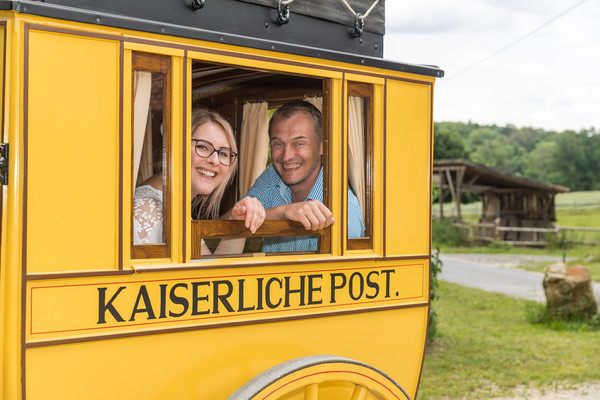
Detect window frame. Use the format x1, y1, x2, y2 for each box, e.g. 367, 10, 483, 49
347, 81, 374, 250
189, 65, 332, 258
131, 52, 173, 259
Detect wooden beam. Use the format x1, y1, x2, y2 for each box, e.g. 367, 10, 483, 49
445, 169, 462, 221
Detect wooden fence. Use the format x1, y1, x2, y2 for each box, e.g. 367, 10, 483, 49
454, 222, 600, 246
433, 199, 600, 218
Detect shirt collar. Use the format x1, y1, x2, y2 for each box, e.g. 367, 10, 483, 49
305, 167, 324, 201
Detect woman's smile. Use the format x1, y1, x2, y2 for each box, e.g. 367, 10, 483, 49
197, 167, 217, 178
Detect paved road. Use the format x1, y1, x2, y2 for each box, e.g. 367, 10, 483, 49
439, 254, 600, 302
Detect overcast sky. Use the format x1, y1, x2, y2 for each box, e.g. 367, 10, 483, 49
383, 0, 600, 132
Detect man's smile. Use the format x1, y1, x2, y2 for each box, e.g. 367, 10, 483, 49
281, 163, 302, 170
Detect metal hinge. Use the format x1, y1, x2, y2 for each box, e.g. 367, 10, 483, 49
0, 143, 8, 185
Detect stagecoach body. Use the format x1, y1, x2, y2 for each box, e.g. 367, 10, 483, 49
0, 1, 443, 399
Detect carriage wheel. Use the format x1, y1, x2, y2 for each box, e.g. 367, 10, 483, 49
227, 355, 412, 400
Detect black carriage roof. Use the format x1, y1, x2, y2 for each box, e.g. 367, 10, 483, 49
1, 0, 444, 78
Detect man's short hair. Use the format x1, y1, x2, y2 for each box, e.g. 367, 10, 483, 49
268, 100, 323, 141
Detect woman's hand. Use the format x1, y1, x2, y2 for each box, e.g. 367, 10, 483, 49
230, 196, 265, 233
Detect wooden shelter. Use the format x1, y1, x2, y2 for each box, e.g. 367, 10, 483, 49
433, 159, 569, 243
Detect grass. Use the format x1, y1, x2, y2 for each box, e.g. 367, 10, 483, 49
418, 281, 600, 399
556, 190, 600, 205
558, 208, 600, 228
426, 191, 600, 398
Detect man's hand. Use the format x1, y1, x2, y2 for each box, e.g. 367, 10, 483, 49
230, 196, 265, 233
280, 200, 335, 231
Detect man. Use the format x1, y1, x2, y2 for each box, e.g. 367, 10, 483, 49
244, 100, 363, 252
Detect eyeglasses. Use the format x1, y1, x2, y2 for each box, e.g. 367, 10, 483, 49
192, 139, 238, 166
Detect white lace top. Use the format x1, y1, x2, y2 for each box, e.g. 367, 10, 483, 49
133, 185, 163, 244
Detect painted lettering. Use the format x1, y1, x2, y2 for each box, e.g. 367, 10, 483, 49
169, 283, 189, 317
284, 276, 305, 307
330, 273, 347, 303
381, 269, 395, 298
366, 271, 380, 299
212, 280, 234, 314
92, 267, 404, 327
265, 277, 282, 309
97, 286, 126, 324
348, 272, 364, 300
307, 274, 323, 305
192, 281, 210, 316
159, 284, 168, 318
237, 279, 255, 312
256, 277, 264, 311
129, 285, 156, 321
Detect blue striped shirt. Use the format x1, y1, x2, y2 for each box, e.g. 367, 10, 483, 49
245, 166, 364, 252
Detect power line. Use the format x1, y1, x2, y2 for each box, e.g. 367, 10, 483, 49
443, 0, 589, 83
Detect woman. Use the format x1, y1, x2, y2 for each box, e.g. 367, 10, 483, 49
133, 107, 265, 255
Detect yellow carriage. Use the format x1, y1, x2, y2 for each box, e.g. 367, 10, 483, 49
0, 1, 443, 398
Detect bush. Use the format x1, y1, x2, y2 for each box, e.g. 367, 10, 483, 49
428, 248, 443, 343
432, 218, 466, 247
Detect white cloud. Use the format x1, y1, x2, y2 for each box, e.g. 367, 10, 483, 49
385, 0, 511, 34
384, 0, 600, 131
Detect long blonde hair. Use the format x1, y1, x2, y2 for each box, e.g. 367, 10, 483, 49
191, 107, 238, 219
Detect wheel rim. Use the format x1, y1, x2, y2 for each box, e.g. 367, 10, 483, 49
227, 355, 411, 400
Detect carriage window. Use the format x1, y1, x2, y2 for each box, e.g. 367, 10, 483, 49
347, 82, 373, 250
131, 52, 171, 259
189, 61, 329, 258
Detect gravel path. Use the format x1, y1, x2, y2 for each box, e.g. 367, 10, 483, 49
440, 253, 568, 269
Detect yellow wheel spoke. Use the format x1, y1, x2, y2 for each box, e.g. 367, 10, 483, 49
305, 383, 319, 400
351, 385, 368, 400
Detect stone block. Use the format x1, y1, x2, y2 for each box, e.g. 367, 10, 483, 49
543, 262, 598, 318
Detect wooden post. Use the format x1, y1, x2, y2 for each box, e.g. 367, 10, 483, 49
494, 217, 500, 241
445, 169, 461, 221
438, 171, 445, 219
439, 187, 444, 219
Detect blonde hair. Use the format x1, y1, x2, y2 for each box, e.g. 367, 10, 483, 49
191, 107, 238, 219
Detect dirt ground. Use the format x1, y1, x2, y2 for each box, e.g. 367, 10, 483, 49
493, 382, 600, 400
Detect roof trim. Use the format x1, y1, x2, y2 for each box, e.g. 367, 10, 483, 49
433, 159, 569, 193
1, 0, 444, 78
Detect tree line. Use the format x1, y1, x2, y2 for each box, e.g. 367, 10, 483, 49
434, 122, 600, 192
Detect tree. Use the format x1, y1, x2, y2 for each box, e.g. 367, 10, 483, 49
523, 140, 558, 183
432, 121, 599, 191
550, 131, 588, 189
466, 127, 516, 173
434, 128, 465, 159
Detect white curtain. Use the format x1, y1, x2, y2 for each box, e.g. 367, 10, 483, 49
133, 71, 152, 186
137, 112, 154, 184
304, 96, 323, 112
348, 96, 366, 220
239, 102, 270, 196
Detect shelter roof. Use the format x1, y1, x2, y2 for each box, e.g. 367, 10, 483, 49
433, 159, 569, 194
